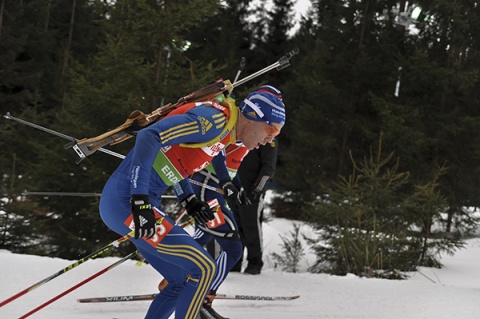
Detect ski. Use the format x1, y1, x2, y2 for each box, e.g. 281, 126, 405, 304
77, 293, 300, 303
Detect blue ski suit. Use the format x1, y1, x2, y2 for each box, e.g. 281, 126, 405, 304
181, 143, 249, 293
99, 99, 238, 319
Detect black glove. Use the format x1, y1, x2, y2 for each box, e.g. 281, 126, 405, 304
237, 185, 252, 205
221, 181, 252, 207
131, 195, 156, 239
221, 181, 241, 208
181, 194, 215, 225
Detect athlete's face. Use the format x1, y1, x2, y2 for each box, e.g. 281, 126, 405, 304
239, 119, 282, 150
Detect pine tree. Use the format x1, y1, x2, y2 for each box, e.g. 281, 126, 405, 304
274, 0, 406, 217
0, 0, 104, 256
1, 0, 225, 258
307, 136, 462, 277
377, 0, 480, 234
182, 0, 255, 99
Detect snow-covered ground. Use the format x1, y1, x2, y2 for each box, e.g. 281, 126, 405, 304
1, 217, 479, 319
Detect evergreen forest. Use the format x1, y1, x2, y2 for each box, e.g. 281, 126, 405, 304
1, 0, 480, 277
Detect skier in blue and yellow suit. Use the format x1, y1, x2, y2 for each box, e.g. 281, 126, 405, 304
99, 89, 286, 319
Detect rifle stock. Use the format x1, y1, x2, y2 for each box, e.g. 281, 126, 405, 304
65, 80, 233, 163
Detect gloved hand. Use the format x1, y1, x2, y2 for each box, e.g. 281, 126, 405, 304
237, 184, 252, 205
181, 194, 215, 225
221, 181, 252, 207
131, 194, 156, 239
221, 181, 241, 208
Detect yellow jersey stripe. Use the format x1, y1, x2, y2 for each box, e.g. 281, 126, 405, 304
160, 122, 198, 139
214, 119, 226, 129
161, 127, 200, 143
213, 114, 226, 128
212, 112, 225, 119
162, 129, 201, 143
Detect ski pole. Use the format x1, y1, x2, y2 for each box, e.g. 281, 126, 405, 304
0, 213, 195, 309
18, 251, 138, 319
21, 190, 177, 199
3, 112, 126, 160
4, 112, 228, 195
0, 230, 135, 308
15, 217, 195, 317
188, 178, 224, 195
233, 57, 246, 83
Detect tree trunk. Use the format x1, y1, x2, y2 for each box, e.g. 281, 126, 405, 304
61, 0, 77, 108
0, 0, 5, 37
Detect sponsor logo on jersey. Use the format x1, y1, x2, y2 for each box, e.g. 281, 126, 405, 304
161, 165, 181, 184
193, 161, 210, 172
198, 116, 212, 135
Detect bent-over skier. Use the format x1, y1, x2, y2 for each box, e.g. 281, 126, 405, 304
99, 89, 286, 319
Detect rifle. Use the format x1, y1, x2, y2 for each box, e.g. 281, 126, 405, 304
65, 48, 299, 163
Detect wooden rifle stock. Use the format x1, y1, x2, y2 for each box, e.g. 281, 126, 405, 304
65, 80, 233, 163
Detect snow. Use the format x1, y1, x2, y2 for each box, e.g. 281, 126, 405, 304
1, 217, 480, 319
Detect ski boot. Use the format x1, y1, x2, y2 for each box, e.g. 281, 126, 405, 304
200, 290, 229, 319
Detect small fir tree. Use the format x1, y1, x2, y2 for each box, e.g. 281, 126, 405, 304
306, 135, 463, 278
271, 223, 305, 273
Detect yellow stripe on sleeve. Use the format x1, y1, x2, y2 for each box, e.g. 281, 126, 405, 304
160, 122, 200, 143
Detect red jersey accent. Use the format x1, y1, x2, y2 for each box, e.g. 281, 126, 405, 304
161, 102, 233, 178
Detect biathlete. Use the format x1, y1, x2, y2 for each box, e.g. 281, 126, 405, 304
178, 142, 249, 319
162, 85, 284, 319
99, 89, 286, 319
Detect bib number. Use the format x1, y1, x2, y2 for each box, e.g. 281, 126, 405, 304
205, 198, 226, 229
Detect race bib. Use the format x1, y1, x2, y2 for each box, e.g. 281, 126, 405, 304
124, 210, 174, 248
206, 200, 226, 229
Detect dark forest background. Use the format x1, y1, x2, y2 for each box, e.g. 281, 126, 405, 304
1, 0, 480, 277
